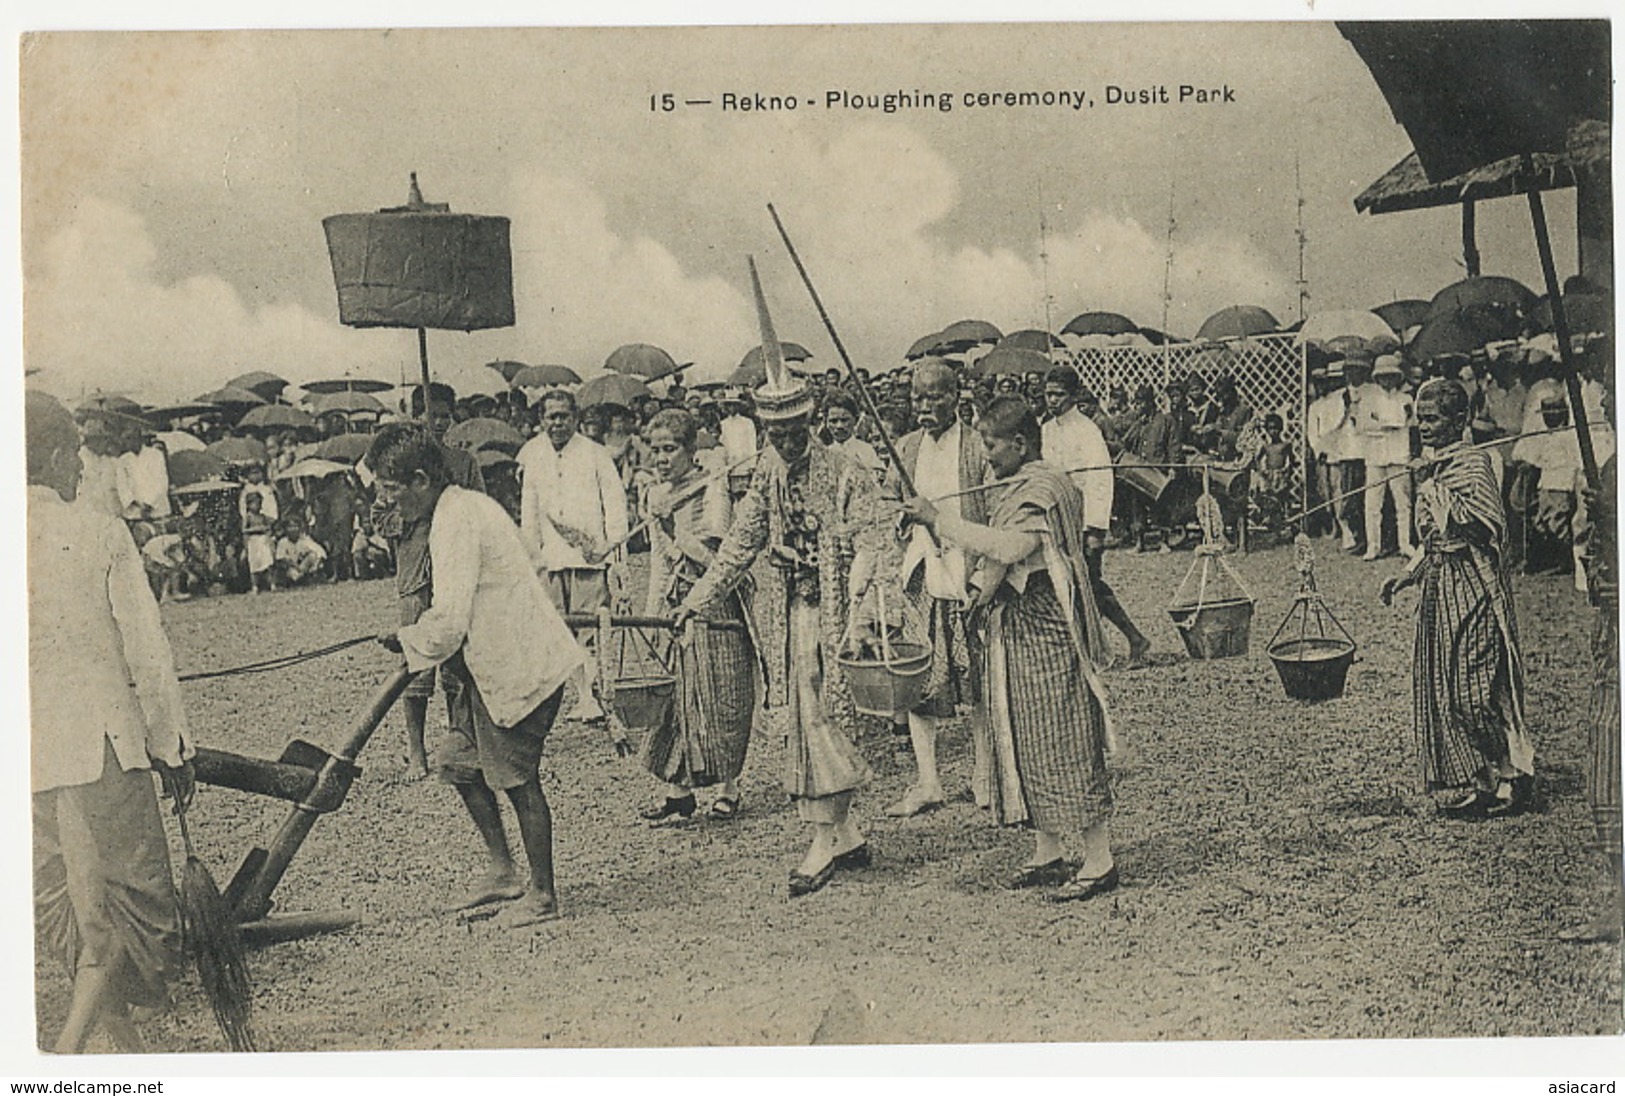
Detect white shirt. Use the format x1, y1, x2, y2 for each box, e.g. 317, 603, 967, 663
1306, 390, 1352, 463
828, 436, 882, 479
76, 449, 129, 519
125, 446, 172, 519
1357, 385, 1412, 466
1514, 423, 1617, 492
719, 415, 758, 464
29, 485, 191, 793
399, 486, 587, 727
518, 432, 630, 573
902, 422, 968, 600
1042, 406, 1114, 531
239, 482, 280, 523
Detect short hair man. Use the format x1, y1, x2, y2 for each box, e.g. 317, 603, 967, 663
884, 357, 992, 814
382, 382, 486, 778
518, 389, 629, 723
1042, 366, 1151, 668
30, 391, 193, 1052
372, 424, 585, 927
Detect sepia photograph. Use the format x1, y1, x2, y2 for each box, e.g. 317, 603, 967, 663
12, 7, 1622, 1071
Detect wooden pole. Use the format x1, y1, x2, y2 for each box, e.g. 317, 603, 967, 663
1523, 153, 1601, 492
416, 327, 432, 417
766, 203, 917, 498
1462, 201, 1481, 278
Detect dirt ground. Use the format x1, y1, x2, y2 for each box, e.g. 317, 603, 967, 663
33, 538, 1625, 1051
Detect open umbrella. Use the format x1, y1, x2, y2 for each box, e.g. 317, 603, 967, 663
172, 479, 242, 498
1407, 314, 1493, 363
166, 449, 227, 487
578, 373, 652, 409
904, 333, 941, 360
475, 449, 519, 472
605, 343, 685, 381
1196, 305, 1280, 341
444, 416, 524, 454
1372, 299, 1432, 334
1061, 311, 1138, 337
1322, 333, 1399, 361
1528, 291, 1612, 337
226, 371, 288, 400
207, 436, 269, 465
1296, 309, 1399, 348
239, 405, 315, 431
276, 457, 351, 482
995, 329, 1064, 353
733, 342, 814, 387
1426, 275, 1536, 341
310, 390, 387, 416
511, 363, 581, 389
485, 359, 529, 384
196, 386, 268, 410
145, 403, 223, 425
155, 430, 207, 454
317, 434, 374, 464
969, 346, 1052, 378
300, 378, 395, 396
934, 319, 1003, 350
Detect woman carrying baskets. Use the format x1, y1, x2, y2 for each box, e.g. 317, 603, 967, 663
903, 397, 1120, 901
638, 409, 763, 822
1380, 379, 1533, 818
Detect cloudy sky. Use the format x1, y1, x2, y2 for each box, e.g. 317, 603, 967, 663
20, 18, 1588, 407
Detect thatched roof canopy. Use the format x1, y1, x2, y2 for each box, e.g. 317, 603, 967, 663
1355, 118, 1610, 215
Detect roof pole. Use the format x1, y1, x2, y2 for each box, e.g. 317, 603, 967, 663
1523, 153, 1600, 492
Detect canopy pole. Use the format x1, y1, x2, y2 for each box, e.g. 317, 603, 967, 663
1461, 201, 1481, 278
416, 328, 432, 418
1523, 153, 1601, 492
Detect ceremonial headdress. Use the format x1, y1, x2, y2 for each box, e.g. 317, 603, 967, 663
747, 257, 815, 422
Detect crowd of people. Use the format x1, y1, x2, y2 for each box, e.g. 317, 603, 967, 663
29, 306, 1624, 1052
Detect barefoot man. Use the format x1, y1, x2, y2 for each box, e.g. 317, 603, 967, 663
885, 357, 992, 815
371, 424, 585, 927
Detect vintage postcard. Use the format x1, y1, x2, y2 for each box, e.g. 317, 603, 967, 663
12, 10, 1620, 1077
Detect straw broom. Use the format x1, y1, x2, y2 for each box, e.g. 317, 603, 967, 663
171, 788, 257, 1052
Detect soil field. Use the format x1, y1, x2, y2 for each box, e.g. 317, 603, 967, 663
33, 540, 1624, 1051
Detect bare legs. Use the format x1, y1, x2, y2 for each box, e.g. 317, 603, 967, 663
401, 695, 430, 779
54, 964, 145, 1055
451, 778, 556, 923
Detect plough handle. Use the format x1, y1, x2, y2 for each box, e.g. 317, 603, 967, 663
561, 613, 745, 633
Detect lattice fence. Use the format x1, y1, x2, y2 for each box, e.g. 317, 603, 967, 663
1058, 332, 1310, 499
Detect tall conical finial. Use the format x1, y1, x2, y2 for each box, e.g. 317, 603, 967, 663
745, 255, 813, 422
408, 172, 425, 208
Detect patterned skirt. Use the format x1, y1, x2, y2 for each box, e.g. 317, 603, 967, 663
904, 571, 979, 718
640, 592, 757, 788
1589, 605, 1622, 856
982, 574, 1112, 834
1413, 552, 1530, 792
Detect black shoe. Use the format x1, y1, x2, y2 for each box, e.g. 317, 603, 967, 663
832, 843, 872, 871
789, 860, 837, 898
1008, 858, 1071, 890
640, 794, 697, 822
1048, 865, 1121, 903
1437, 790, 1494, 819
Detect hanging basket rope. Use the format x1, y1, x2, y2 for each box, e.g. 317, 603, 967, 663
1266, 534, 1358, 701
836, 581, 932, 716
1167, 467, 1255, 659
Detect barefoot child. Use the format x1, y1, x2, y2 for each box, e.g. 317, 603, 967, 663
370, 424, 585, 927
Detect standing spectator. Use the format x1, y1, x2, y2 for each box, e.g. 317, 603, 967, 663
822, 389, 883, 481
1125, 383, 1175, 552
518, 389, 629, 725
1358, 355, 1416, 561
1381, 379, 1533, 817
1042, 366, 1151, 668
1337, 357, 1373, 553
28, 391, 193, 1053
1304, 365, 1346, 540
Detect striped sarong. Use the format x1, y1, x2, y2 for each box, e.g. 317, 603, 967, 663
1412, 448, 1532, 793
984, 573, 1112, 834
641, 593, 757, 788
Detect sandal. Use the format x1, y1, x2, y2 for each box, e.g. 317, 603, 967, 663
1048, 865, 1121, 903
1008, 858, 1071, 890
709, 796, 739, 820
